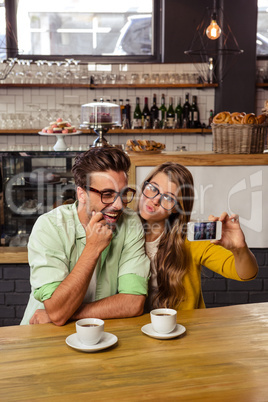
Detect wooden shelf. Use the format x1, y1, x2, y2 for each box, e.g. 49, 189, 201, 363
0, 128, 212, 135
0, 83, 218, 89
256, 83, 268, 88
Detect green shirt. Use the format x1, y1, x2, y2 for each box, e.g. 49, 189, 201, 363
21, 202, 150, 325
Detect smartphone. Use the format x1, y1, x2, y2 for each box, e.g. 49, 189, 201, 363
187, 221, 222, 241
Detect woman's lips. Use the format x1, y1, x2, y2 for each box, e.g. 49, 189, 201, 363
145, 204, 155, 213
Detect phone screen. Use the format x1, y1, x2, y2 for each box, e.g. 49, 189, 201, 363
193, 221, 217, 240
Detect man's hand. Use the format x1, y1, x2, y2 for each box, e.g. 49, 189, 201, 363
85, 211, 113, 254
30, 309, 52, 324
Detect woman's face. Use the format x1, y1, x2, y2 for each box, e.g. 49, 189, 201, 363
139, 172, 178, 224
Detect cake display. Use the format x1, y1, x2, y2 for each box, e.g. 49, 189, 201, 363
80, 100, 121, 129
89, 112, 113, 124
80, 100, 121, 147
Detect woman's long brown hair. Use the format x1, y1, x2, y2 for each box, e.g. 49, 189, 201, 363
140, 162, 195, 309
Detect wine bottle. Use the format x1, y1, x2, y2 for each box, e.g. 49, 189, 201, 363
132, 97, 142, 129
150, 93, 159, 127
162, 110, 167, 129
182, 93, 191, 128
121, 109, 128, 129
125, 99, 131, 129
175, 97, 183, 128
208, 58, 214, 84
159, 94, 167, 128
142, 97, 151, 129
208, 109, 214, 128
153, 110, 161, 129
119, 99, 125, 124
166, 97, 175, 128
191, 96, 201, 128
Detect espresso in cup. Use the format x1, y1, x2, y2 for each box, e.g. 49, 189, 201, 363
76, 318, 104, 345
154, 313, 171, 316
150, 308, 177, 334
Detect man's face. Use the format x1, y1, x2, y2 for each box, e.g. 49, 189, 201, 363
84, 169, 128, 228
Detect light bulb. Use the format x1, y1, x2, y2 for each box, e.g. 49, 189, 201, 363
206, 14, 221, 40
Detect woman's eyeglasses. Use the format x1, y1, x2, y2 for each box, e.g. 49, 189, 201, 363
142, 181, 177, 211
83, 186, 136, 204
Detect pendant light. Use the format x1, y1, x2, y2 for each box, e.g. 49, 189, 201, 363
184, 1, 243, 83
206, 11, 221, 40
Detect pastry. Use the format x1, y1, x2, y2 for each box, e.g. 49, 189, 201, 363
256, 114, 266, 124
42, 119, 77, 134
57, 120, 70, 128
213, 111, 231, 124
126, 139, 165, 152
242, 113, 257, 124
230, 112, 243, 124
89, 113, 112, 123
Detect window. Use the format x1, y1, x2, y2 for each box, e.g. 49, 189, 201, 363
257, 0, 268, 57
0, 0, 6, 59
4, 0, 160, 62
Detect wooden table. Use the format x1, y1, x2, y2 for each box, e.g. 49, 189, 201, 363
1, 303, 268, 401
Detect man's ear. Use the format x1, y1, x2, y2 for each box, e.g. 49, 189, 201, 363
77, 186, 87, 204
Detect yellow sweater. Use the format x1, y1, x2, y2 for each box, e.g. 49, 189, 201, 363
146, 239, 251, 311
179, 240, 244, 309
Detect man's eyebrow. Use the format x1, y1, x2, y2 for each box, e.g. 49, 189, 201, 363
98, 188, 116, 192
150, 181, 176, 197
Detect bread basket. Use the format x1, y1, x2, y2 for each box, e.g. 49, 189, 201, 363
212, 123, 267, 154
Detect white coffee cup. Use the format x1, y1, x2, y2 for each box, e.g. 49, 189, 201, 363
150, 308, 177, 334
76, 318, 104, 346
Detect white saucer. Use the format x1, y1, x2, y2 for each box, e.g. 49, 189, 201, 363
66, 332, 118, 352
141, 323, 186, 340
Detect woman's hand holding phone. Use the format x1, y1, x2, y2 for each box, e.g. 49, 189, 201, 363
208, 212, 246, 251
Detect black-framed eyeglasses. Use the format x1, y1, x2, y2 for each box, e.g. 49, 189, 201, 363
142, 181, 177, 211
83, 186, 136, 204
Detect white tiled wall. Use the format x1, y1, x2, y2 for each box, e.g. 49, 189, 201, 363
0, 63, 215, 151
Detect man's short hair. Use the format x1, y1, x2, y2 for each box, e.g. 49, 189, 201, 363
72, 145, 131, 188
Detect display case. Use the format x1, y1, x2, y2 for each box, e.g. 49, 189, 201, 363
0, 151, 80, 247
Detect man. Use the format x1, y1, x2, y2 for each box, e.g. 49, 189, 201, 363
21, 146, 150, 325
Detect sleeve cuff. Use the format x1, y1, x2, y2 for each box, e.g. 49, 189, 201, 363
118, 274, 148, 296
34, 281, 61, 302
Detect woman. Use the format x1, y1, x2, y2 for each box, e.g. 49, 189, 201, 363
138, 162, 258, 311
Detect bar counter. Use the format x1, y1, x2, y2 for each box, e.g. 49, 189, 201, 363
129, 151, 268, 166
1, 303, 268, 401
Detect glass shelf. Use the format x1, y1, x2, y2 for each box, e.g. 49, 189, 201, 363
0, 83, 218, 89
